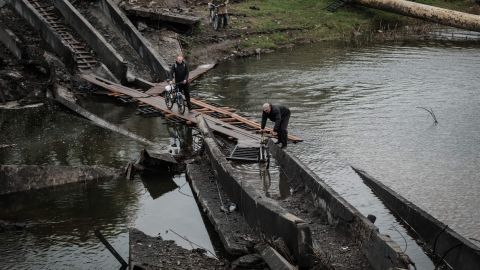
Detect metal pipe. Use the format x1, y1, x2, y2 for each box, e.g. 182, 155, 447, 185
94, 229, 128, 268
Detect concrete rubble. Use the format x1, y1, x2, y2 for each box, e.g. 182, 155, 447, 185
129, 228, 229, 270
0, 164, 122, 195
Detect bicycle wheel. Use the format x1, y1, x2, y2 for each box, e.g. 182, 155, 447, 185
209, 8, 215, 24
165, 91, 174, 109
213, 15, 220, 31
177, 93, 185, 114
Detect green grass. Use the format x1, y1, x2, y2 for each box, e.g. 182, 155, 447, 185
228, 0, 474, 49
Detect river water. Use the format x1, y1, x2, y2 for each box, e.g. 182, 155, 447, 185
0, 101, 218, 269
192, 38, 480, 264
1, 37, 479, 269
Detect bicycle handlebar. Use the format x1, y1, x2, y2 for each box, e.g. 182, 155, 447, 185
208, 3, 225, 8
166, 80, 187, 85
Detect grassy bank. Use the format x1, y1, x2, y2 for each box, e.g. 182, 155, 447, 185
227, 0, 475, 49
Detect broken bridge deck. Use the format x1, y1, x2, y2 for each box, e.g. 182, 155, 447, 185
80, 67, 302, 147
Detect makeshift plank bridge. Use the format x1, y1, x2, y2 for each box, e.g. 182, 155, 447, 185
80, 65, 302, 148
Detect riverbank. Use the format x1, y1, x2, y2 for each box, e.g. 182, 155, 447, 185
183, 0, 479, 65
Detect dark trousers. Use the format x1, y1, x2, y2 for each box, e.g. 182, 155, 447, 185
219, 14, 228, 28
178, 83, 191, 109
278, 111, 290, 145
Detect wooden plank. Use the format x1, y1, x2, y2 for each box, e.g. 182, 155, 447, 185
191, 98, 303, 142
146, 63, 216, 95
80, 74, 261, 144
80, 73, 302, 144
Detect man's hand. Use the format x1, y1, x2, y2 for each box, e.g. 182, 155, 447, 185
182, 80, 187, 84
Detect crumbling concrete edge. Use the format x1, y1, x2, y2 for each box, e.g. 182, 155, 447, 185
53, 0, 128, 82
0, 22, 24, 60
6, 0, 76, 70
268, 141, 411, 270
98, 0, 169, 81
186, 163, 250, 256
0, 164, 120, 195
196, 115, 313, 268
258, 245, 298, 270
353, 167, 480, 270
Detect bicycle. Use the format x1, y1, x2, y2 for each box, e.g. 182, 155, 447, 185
208, 3, 228, 31
164, 82, 187, 114
259, 131, 271, 169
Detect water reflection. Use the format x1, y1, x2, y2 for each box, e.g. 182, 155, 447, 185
140, 173, 178, 200
0, 102, 215, 269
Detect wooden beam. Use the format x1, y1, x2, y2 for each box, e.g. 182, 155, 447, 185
353, 0, 480, 32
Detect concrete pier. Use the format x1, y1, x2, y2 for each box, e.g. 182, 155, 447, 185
196, 115, 313, 268
268, 141, 411, 270
0, 164, 121, 195
186, 161, 260, 256
353, 167, 480, 270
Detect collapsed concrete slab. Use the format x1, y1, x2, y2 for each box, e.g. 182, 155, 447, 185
53, 84, 158, 147
268, 141, 411, 270
257, 245, 297, 270
53, 0, 128, 82
125, 149, 179, 179
195, 115, 313, 269
186, 161, 260, 257
353, 167, 480, 270
98, 0, 169, 81
6, 0, 75, 70
0, 164, 121, 195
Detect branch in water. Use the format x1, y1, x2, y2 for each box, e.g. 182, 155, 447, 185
417, 107, 438, 125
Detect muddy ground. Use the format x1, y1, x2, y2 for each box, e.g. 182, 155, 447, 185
130, 228, 229, 270
118, 0, 270, 67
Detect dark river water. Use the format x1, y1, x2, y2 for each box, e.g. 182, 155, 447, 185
0, 102, 218, 269
192, 40, 480, 268
1, 38, 479, 269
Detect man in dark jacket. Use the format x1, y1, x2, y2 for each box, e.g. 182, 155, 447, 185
260, 103, 291, 148
168, 55, 191, 109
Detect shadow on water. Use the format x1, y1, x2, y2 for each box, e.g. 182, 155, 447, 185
140, 173, 178, 200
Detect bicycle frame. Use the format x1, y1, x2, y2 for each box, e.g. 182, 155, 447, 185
168, 82, 187, 114
259, 132, 271, 168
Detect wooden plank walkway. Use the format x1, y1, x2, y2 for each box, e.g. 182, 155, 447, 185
146, 64, 217, 95
80, 66, 302, 146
